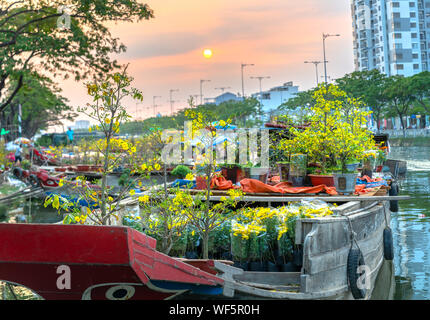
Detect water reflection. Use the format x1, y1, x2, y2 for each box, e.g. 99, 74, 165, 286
389, 146, 430, 300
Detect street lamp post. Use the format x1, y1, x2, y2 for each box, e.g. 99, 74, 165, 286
304, 61, 323, 86
135, 102, 144, 120
215, 87, 231, 94
153, 95, 161, 116
200, 79, 211, 105
321, 75, 332, 83
250, 76, 270, 103
241, 63, 254, 99
322, 33, 340, 83
169, 89, 179, 115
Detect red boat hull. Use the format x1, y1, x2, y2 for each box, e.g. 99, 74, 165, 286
0, 224, 224, 300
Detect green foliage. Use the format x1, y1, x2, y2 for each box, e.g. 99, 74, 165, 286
0, 0, 154, 112
2, 71, 76, 139
171, 165, 192, 179
119, 97, 261, 135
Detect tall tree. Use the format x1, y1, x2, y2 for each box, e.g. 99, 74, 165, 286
410, 71, 430, 113
2, 70, 75, 139
384, 75, 416, 136
336, 70, 389, 132
0, 0, 153, 111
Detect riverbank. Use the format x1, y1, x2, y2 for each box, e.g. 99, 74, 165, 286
390, 137, 430, 147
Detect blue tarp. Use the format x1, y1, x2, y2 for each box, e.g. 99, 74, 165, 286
356, 178, 388, 189
171, 179, 196, 189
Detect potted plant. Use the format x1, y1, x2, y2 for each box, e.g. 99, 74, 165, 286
276, 161, 290, 182
171, 164, 192, 179
289, 154, 307, 187
345, 158, 360, 172
220, 163, 245, 184
243, 162, 270, 183
307, 168, 335, 187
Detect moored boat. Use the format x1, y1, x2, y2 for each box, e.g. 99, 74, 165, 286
0, 194, 407, 300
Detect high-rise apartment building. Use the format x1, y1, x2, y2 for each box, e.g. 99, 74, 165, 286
351, 0, 430, 76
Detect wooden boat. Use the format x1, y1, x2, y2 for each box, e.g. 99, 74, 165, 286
0, 195, 407, 300
0, 223, 223, 300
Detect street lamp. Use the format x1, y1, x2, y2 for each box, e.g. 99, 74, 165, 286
200, 79, 211, 105
322, 33, 340, 83
321, 75, 332, 83
135, 102, 144, 120
153, 95, 162, 116
215, 87, 231, 94
169, 89, 179, 115
304, 61, 323, 86
250, 76, 270, 101
241, 63, 254, 99
250, 76, 270, 114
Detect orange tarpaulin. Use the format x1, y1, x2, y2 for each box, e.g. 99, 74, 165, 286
239, 178, 337, 195
209, 176, 378, 196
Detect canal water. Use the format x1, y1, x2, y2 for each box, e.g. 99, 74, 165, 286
388, 145, 430, 300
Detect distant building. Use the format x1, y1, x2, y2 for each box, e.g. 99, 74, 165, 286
205, 92, 242, 105
351, 0, 430, 76
251, 81, 299, 114
73, 120, 90, 131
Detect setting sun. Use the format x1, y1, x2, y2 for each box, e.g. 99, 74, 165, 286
203, 49, 213, 59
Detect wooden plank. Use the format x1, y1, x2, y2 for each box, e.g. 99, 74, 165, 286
234, 272, 301, 285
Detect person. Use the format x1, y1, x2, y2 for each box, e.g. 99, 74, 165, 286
66, 127, 74, 145
15, 144, 23, 165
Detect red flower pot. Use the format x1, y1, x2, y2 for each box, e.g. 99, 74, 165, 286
55, 167, 67, 172
77, 165, 90, 172
308, 174, 335, 187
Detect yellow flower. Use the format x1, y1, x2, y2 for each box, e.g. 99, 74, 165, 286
105, 118, 111, 124
129, 189, 136, 196
138, 195, 149, 203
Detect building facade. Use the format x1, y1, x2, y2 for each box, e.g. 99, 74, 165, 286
251, 81, 299, 114
204, 92, 242, 105
351, 0, 430, 76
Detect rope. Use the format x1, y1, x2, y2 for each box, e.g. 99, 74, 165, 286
341, 212, 361, 252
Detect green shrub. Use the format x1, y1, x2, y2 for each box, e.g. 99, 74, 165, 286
171, 165, 192, 179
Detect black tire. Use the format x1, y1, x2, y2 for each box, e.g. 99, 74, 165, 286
389, 182, 399, 212
383, 227, 394, 261
28, 174, 40, 188
347, 248, 367, 299
12, 167, 23, 179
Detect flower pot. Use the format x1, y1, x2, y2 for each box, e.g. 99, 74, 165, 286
267, 261, 278, 272
233, 261, 249, 271
279, 262, 300, 272
333, 172, 358, 195
277, 163, 290, 182
308, 174, 335, 187
77, 165, 90, 172
290, 154, 307, 177
221, 166, 244, 184
91, 165, 103, 172
55, 167, 67, 172
248, 261, 267, 272
248, 167, 269, 183
346, 163, 360, 172
195, 176, 207, 190
291, 176, 305, 187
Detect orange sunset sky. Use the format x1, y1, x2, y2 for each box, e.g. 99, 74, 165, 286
58, 0, 355, 129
